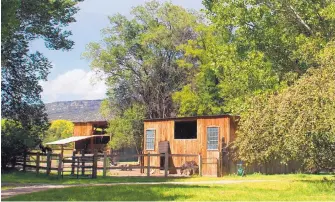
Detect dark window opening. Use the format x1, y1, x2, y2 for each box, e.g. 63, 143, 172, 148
94, 136, 110, 144
174, 120, 197, 139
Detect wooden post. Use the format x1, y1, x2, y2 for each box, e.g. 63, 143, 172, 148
140, 151, 144, 173
219, 152, 223, 177
93, 150, 98, 178
46, 151, 51, 175
103, 151, 107, 177
147, 152, 150, 177
90, 137, 94, 153
198, 154, 202, 177
58, 153, 63, 178
217, 158, 220, 177
71, 150, 76, 175
164, 152, 169, 177
36, 152, 40, 175
81, 150, 85, 176
60, 145, 64, 158
23, 151, 27, 172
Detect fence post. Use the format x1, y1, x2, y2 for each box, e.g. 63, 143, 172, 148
219, 152, 223, 177
164, 152, 169, 177
23, 151, 27, 172
46, 152, 51, 175
71, 150, 76, 175
36, 152, 40, 175
103, 151, 107, 177
81, 150, 85, 176
198, 154, 202, 177
140, 152, 143, 174
93, 150, 98, 178
58, 153, 63, 178
217, 158, 221, 177
147, 153, 150, 177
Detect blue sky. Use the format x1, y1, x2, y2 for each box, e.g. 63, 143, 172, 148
36, 0, 204, 103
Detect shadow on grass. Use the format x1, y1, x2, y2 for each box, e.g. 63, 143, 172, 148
3, 185, 208, 201
1, 171, 189, 185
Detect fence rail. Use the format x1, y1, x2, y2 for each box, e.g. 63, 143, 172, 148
15, 151, 202, 178
16, 151, 63, 177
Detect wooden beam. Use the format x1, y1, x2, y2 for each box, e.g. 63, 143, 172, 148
164, 152, 169, 177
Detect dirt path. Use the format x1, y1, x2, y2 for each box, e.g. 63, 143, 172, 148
1, 180, 278, 199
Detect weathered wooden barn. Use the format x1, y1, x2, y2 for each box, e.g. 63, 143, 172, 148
143, 115, 239, 176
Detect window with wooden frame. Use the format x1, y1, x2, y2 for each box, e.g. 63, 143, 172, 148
207, 127, 219, 150
146, 129, 155, 150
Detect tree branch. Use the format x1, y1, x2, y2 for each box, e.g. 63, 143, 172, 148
288, 5, 313, 35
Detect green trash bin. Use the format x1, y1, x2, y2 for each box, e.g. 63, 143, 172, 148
237, 163, 245, 176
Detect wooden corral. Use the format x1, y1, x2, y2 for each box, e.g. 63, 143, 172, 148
143, 115, 239, 176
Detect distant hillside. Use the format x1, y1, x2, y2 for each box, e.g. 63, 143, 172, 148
45, 100, 108, 122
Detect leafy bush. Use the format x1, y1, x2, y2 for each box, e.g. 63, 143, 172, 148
43, 120, 74, 148
1, 119, 39, 170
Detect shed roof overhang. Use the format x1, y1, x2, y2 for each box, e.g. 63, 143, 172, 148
45, 135, 109, 145
143, 114, 240, 122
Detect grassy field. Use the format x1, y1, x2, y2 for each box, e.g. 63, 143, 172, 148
2, 171, 333, 185
3, 180, 335, 201
2, 171, 334, 201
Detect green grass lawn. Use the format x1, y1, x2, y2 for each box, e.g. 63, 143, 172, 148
2, 171, 334, 201
3, 180, 335, 201
2, 171, 333, 185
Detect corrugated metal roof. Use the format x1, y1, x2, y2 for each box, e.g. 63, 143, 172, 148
143, 114, 239, 122
45, 136, 92, 145
45, 135, 108, 145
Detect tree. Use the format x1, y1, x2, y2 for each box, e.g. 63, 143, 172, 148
234, 41, 335, 171
1, 0, 81, 128
204, 0, 335, 77
1, 0, 82, 163
107, 104, 146, 154
173, 25, 280, 115
83, 1, 202, 119
84, 1, 204, 152
43, 120, 74, 147
1, 119, 39, 170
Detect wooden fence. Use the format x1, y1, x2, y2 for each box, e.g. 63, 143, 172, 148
96, 152, 201, 177
15, 150, 302, 178
16, 152, 63, 177
15, 151, 201, 178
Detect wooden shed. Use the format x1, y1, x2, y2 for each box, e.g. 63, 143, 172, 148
72, 121, 109, 152
143, 115, 239, 176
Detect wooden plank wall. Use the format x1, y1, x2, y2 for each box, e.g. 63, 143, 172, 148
143, 117, 235, 176
73, 123, 93, 136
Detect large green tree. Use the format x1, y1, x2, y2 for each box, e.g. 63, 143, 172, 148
83, 1, 201, 119
174, 0, 335, 116
84, 1, 203, 150
204, 0, 335, 76
2, 0, 81, 128
173, 25, 280, 115
235, 41, 335, 172
1, 0, 81, 167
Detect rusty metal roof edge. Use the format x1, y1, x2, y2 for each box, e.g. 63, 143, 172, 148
144, 114, 240, 122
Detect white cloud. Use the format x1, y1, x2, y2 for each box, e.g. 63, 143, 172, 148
41, 69, 107, 103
